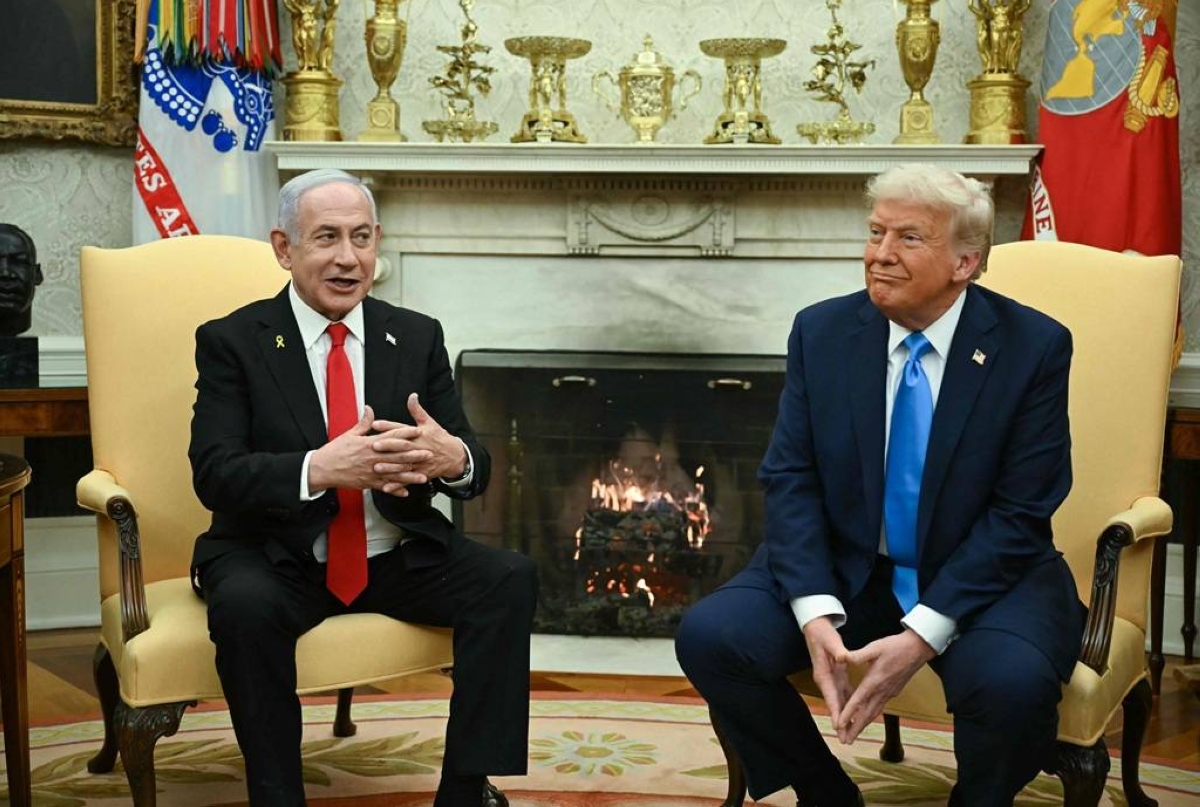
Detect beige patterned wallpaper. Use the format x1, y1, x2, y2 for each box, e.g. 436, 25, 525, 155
1, 1, 1197, 345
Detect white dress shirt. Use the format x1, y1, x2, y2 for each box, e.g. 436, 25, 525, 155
790, 290, 966, 654
288, 284, 472, 561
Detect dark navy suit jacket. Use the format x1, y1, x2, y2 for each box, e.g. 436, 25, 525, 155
750, 283, 1086, 680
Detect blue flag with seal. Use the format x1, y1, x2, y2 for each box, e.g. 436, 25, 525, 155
132, 0, 281, 243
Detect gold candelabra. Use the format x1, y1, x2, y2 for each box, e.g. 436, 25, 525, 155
359, 0, 408, 141
281, 0, 343, 141
964, 0, 1031, 144
894, 0, 940, 144
423, 0, 498, 142
797, 0, 876, 145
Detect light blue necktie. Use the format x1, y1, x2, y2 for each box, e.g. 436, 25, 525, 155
884, 332, 933, 613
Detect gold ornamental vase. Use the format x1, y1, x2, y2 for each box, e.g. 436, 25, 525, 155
964, 0, 1031, 144
699, 38, 786, 145
894, 0, 940, 144
282, 0, 344, 141
506, 36, 591, 143
593, 35, 701, 144
359, 0, 408, 141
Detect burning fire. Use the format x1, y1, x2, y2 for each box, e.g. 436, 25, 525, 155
589, 459, 712, 548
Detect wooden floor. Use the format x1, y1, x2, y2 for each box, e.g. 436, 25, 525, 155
18, 628, 1200, 766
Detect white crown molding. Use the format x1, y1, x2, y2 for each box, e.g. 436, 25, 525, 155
266, 142, 1043, 179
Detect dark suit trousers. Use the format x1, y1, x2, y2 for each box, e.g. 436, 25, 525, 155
200, 534, 538, 807
675, 559, 1064, 807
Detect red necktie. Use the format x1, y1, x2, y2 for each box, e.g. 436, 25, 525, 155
324, 322, 367, 604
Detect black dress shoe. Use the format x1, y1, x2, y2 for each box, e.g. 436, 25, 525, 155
482, 780, 508, 807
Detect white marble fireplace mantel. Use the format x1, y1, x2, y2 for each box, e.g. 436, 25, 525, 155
266, 143, 1040, 262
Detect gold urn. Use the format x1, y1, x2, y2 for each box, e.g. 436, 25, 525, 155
359, 0, 408, 141
894, 0, 940, 144
593, 35, 701, 144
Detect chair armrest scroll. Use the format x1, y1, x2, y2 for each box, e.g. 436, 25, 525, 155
1078, 496, 1172, 674
76, 469, 150, 644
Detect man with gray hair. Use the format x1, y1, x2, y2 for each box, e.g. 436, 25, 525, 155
189, 168, 536, 807
676, 164, 1085, 807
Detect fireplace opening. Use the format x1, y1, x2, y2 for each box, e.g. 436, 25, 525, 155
454, 350, 784, 638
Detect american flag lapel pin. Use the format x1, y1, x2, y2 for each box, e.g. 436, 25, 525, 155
972, 349, 986, 366
385, 332, 397, 346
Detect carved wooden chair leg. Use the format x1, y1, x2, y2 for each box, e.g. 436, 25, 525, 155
880, 714, 904, 763
1055, 739, 1110, 807
710, 710, 747, 807
1120, 678, 1158, 807
87, 643, 120, 773
115, 701, 192, 807
334, 687, 357, 737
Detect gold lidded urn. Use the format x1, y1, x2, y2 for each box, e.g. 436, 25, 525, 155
699, 38, 786, 145
505, 36, 591, 143
965, 0, 1032, 144
894, 0, 940, 144
359, 0, 408, 141
281, 0, 344, 141
593, 35, 701, 144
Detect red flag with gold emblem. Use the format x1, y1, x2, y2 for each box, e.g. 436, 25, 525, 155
1024, 0, 1181, 257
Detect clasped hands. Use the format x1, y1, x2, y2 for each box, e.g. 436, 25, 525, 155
307, 393, 467, 497
802, 616, 937, 745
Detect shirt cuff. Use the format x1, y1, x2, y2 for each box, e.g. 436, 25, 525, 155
299, 450, 321, 501
440, 440, 474, 489
901, 604, 959, 655
790, 595, 846, 632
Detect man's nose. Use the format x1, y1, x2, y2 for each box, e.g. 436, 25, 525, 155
874, 233, 899, 262
334, 237, 356, 265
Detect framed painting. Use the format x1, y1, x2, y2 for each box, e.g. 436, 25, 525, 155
0, 0, 139, 147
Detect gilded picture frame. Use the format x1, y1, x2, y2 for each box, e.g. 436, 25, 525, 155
0, 0, 139, 147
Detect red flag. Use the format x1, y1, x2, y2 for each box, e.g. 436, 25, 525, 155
1024, 0, 1181, 258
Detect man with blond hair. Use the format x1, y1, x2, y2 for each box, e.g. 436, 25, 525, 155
676, 164, 1085, 807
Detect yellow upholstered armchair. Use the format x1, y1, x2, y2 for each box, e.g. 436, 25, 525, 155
77, 236, 453, 807
713, 242, 1181, 807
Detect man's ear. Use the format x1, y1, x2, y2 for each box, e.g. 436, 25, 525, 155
32, 263, 43, 286
955, 250, 982, 282
269, 229, 292, 269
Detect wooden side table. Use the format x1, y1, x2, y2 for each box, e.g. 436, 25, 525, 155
1152, 408, 1200, 692
0, 454, 32, 807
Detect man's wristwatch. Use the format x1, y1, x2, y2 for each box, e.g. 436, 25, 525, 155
443, 441, 472, 483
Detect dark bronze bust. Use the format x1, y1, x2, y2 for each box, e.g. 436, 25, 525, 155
0, 224, 43, 338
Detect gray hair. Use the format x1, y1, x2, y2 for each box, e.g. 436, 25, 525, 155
277, 169, 378, 241
866, 163, 994, 278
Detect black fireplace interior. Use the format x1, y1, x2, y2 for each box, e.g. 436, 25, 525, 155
454, 350, 785, 638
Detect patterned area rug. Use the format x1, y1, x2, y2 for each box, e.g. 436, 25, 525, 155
7, 694, 1198, 807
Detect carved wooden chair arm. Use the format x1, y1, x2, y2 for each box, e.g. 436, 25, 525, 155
77, 468, 150, 644
1078, 495, 1172, 674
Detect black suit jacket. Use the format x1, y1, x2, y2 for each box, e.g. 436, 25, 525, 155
750, 284, 1086, 679
189, 286, 489, 575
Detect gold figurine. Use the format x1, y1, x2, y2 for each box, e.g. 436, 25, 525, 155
964, 0, 1032, 144
593, 36, 701, 144
359, 0, 408, 141
893, 0, 940, 144
797, 0, 876, 145
699, 38, 786, 145
282, 0, 344, 141
506, 36, 591, 143
423, 0, 499, 142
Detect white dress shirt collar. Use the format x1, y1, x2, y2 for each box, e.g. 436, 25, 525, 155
288, 282, 365, 348
886, 285, 968, 360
